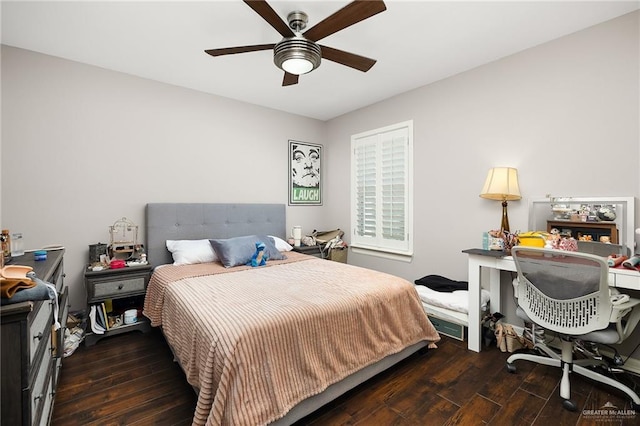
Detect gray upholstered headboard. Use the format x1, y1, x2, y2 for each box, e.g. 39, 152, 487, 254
145, 203, 286, 266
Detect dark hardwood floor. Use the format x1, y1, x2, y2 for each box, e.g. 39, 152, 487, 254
52, 328, 639, 425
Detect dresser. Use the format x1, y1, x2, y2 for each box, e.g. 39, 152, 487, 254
1, 249, 67, 426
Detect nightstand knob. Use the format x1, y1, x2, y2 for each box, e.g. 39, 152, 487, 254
118, 284, 124, 290
33, 332, 43, 341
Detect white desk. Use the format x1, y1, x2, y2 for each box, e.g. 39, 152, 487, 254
465, 249, 640, 353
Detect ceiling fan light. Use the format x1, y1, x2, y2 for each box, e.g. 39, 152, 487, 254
282, 58, 314, 75
274, 37, 321, 75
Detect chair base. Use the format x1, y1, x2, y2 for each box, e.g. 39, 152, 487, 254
506, 339, 640, 411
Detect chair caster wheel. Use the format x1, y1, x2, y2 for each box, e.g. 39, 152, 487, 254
562, 399, 577, 411
506, 363, 517, 374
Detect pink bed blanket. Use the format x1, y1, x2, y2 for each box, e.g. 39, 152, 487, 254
143, 252, 440, 425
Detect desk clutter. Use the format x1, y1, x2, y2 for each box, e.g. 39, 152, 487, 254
482, 227, 627, 259
484, 229, 579, 253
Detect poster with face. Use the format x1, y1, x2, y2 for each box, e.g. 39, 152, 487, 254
289, 140, 322, 205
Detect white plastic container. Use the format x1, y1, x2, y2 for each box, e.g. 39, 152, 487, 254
124, 309, 138, 325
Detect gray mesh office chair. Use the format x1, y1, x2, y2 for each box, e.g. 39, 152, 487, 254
507, 246, 640, 411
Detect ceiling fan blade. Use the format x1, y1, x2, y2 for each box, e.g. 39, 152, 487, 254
320, 45, 376, 72
205, 44, 275, 57
282, 72, 299, 86
243, 0, 295, 38
303, 0, 386, 42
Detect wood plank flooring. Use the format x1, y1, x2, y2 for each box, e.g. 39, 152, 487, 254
52, 327, 639, 425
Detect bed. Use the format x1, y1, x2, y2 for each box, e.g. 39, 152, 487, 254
143, 203, 440, 426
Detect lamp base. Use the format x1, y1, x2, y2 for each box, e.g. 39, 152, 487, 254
501, 200, 510, 233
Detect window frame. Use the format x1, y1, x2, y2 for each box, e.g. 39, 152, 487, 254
350, 120, 414, 258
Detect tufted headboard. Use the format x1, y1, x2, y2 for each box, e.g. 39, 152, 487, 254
145, 203, 286, 266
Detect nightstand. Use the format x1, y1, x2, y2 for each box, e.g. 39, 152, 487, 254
292, 244, 323, 258
84, 264, 152, 346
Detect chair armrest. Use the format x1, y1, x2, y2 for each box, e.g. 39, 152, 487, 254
610, 297, 640, 318
610, 297, 640, 341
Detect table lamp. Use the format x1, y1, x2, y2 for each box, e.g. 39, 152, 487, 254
480, 167, 521, 232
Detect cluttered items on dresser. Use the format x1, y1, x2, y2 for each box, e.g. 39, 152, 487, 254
0, 262, 59, 308
87, 217, 148, 272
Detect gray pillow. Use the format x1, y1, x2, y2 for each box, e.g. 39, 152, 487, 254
209, 235, 286, 268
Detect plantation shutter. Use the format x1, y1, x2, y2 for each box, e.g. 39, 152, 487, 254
351, 121, 412, 255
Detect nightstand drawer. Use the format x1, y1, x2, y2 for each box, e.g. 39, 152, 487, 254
93, 276, 146, 298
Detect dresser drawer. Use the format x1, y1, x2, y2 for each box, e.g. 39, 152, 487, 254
52, 260, 65, 293
39, 371, 54, 426
29, 301, 53, 366
53, 287, 70, 359
30, 354, 53, 425
92, 276, 146, 299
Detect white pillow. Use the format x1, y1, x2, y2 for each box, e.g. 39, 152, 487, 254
269, 235, 293, 252
166, 239, 217, 265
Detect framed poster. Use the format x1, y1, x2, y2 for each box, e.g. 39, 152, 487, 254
288, 140, 322, 205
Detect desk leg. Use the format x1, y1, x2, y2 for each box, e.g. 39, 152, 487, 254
468, 258, 482, 352
488, 268, 501, 314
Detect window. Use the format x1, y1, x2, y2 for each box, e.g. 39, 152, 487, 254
350, 121, 413, 257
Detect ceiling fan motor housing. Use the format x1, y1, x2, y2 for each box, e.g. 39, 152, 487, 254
274, 37, 322, 74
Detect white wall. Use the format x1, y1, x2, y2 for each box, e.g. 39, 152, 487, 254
1, 46, 328, 310
326, 11, 639, 284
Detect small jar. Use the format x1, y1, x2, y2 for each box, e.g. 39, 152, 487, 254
1, 229, 10, 258
34, 250, 48, 261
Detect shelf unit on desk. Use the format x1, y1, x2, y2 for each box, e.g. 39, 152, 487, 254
84, 264, 152, 346
547, 220, 618, 243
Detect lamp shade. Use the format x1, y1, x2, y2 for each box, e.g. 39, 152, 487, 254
480, 167, 521, 201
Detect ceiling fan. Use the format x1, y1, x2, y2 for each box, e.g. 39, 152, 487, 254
205, 0, 387, 86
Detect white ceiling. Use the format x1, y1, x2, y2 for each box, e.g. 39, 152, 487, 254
2, 1, 638, 121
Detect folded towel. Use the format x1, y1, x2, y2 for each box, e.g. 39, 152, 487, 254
1, 277, 36, 298
1, 276, 55, 305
